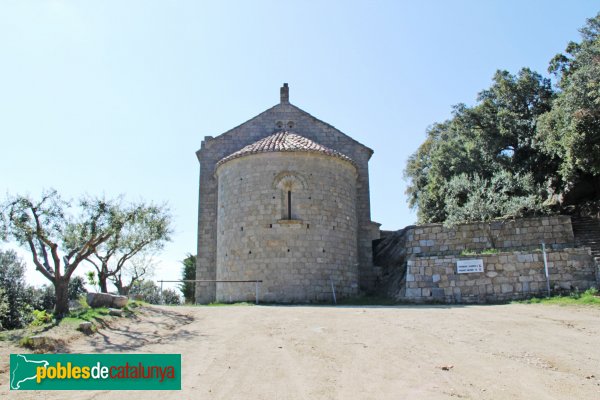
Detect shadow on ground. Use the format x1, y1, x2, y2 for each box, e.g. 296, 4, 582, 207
65, 307, 197, 353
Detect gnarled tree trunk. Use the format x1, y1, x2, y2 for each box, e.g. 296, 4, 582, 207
54, 278, 70, 318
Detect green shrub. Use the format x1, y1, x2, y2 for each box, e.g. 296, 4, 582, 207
0, 249, 30, 329
129, 280, 162, 304
180, 254, 196, 304
460, 248, 499, 256
517, 287, 600, 305
0, 287, 8, 330
68, 276, 88, 300
162, 288, 181, 305
29, 310, 53, 327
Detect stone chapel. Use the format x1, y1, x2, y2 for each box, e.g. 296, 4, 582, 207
195, 84, 380, 303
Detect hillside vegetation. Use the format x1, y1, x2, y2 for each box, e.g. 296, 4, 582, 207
405, 14, 600, 224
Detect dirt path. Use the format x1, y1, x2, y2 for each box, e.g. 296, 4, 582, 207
2, 304, 600, 399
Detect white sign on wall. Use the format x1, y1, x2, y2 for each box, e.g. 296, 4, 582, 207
456, 259, 484, 274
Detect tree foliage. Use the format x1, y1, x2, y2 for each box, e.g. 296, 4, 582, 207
180, 254, 196, 304
0, 248, 87, 330
85, 202, 172, 293
0, 249, 29, 329
128, 279, 162, 304
0, 287, 8, 330
444, 171, 544, 226
538, 13, 600, 206
25, 285, 57, 313
110, 253, 157, 295
128, 280, 181, 305
1, 190, 134, 317
405, 69, 555, 223
162, 288, 181, 305
405, 13, 600, 223
68, 276, 88, 300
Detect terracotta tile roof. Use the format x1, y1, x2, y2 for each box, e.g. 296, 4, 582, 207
216, 131, 356, 168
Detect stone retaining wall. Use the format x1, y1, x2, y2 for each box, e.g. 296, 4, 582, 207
405, 216, 574, 256
404, 247, 597, 303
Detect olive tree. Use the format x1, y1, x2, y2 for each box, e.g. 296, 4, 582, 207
110, 253, 157, 296
0, 190, 131, 317
85, 202, 171, 293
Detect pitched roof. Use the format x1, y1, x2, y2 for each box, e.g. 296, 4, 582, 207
216, 131, 356, 168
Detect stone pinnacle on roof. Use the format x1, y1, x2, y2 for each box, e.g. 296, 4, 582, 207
216, 131, 356, 168
280, 83, 289, 103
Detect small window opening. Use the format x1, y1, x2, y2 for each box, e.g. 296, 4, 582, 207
241, 226, 244, 231
307, 224, 310, 229
269, 224, 273, 228
287, 190, 292, 220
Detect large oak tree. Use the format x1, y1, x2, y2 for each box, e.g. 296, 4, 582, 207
538, 13, 600, 207
404, 68, 555, 224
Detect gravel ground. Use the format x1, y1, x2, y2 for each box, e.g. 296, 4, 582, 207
1, 303, 599, 399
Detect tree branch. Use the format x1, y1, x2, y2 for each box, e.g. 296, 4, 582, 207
26, 238, 55, 283
37, 237, 52, 273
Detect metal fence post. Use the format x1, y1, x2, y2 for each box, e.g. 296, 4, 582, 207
330, 276, 337, 305
542, 242, 551, 297
159, 280, 164, 305
255, 281, 259, 305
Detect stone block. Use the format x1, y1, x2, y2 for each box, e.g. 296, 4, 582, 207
108, 308, 123, 317
501, 283, 513, 293
87, 293, 128, 309
476, 278, 491, 285
504, 264, 516, 272
78, 322, 94, 335
112, 296, 129, 309
517, 254, 534, 263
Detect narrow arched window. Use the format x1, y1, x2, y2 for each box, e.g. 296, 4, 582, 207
287, 190, 292, 220
272, 171, 307, 221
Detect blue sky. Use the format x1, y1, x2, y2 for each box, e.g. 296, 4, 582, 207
1, 1, 598, 288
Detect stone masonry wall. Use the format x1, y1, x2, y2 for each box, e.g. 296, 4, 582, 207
196, 100, 375, 303
404, 247, 597, 303
405, 216, 574, 256
215, 152, 359, 302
